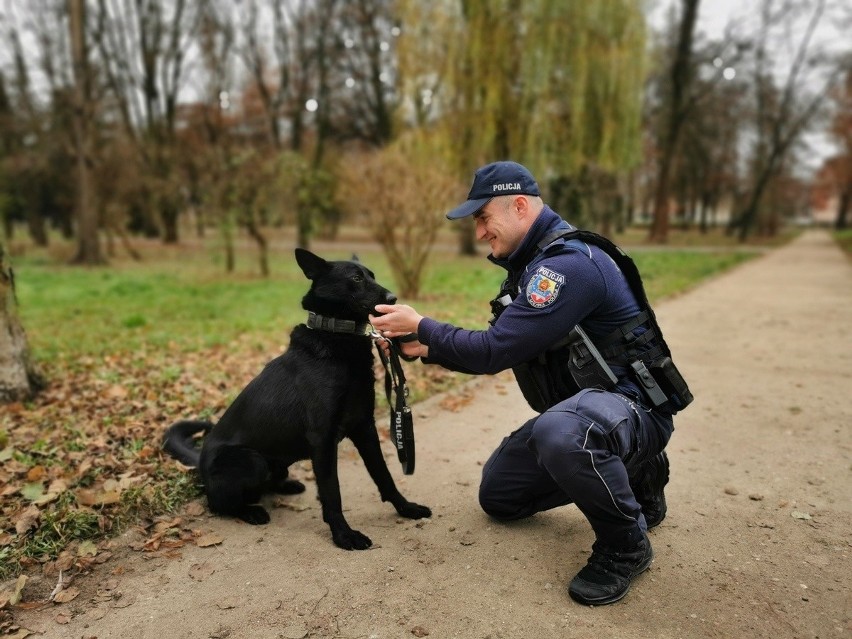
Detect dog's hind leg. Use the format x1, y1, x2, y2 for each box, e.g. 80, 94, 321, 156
310, 441, 372, 550
349, 426, 432, 520
205, 446, 272, 525
268, 465, 306, 495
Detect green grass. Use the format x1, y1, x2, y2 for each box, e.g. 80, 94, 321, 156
16, 262, 311, 361
14, 243, 754, 364
630, 250, 754, 300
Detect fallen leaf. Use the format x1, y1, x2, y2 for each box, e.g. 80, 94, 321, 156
189, 562, 215, 581
55, 611, 72, 624
10, 575, 28, 605
77, 540, 99, 557
76, 488, 122, 506
26, 466, 46, 482
14, 505, 41, 535
184, 501, 205, 517
152, 517, 182, 533
196, 533, 224, 547
106, 385, 128, 399
33, 491, 61, 506
53, 587, 80, 604
273, 498, 310, 511
20, 482, 45, 502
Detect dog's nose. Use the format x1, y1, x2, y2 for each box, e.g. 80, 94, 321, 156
385, 293, 397, 304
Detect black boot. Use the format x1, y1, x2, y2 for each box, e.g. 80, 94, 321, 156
568, 532, 653, 606
631, 450, 669, 529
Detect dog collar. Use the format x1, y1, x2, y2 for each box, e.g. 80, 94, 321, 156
306, 312, 372, 337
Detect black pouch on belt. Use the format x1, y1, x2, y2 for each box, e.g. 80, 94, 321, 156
650, 356, 693, 411
565, 325, 618, 392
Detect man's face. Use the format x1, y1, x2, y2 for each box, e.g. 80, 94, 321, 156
473, 197, 526, 258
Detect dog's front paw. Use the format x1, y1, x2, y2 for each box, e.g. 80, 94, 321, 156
395, 501, 432, 520
332, 527, 373, 551
239, 505, 271, 525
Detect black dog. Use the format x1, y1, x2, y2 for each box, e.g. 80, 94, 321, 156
162, 248, 431, 550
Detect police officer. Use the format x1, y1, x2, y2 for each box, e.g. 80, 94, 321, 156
370, 161, 681, 606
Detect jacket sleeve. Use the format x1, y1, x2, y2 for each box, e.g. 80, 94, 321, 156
417, 250, 608, 375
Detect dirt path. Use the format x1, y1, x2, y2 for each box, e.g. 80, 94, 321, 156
13, 229, 852, 639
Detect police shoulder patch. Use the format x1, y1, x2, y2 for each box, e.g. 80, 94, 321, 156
526, 266, 565, 308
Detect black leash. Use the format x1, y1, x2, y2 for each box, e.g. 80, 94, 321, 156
306, 311, 417, 474
374, 335, 416, 475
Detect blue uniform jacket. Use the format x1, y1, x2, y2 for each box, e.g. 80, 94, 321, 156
418, 206, 645, 398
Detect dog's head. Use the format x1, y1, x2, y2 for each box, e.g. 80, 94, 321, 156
295, 248, 397, 320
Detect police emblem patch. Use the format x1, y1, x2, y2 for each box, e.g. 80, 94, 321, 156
526, 266, 565, 308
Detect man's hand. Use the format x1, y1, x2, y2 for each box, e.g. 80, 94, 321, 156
375, 336, 428, 360
370, 305, 429, 359
370, 304, 423, 337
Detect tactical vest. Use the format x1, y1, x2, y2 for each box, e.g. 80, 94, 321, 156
490, 229, 693, 414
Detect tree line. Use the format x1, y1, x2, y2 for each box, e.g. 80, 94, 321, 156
0, 1, 849, 261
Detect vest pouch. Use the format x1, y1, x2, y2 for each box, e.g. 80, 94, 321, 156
512, 361, 558, 413
565, 326, 618, 392
649, 356, 693, 412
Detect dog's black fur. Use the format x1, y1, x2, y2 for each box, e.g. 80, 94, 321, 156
162, 249, 431, 550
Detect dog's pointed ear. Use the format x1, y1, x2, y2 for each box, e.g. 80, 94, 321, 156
295, 248, 329, 280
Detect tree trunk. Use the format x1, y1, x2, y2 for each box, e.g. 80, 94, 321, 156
457, 217, 476, 256
245, 220, 269, 277
220, 213, 235, 273
68, 0, 104, 265
0, 244, 43, 402
648, 0, 700, 243
27, 210, 48, 247
161, 199, 180, 244
836, 186, 850, 230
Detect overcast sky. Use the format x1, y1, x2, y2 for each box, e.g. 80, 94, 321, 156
648, 0, 849, 169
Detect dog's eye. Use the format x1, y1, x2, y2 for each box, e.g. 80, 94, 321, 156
352, 275, 363, 283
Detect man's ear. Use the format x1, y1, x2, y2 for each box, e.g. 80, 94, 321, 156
513, 195, 530, 219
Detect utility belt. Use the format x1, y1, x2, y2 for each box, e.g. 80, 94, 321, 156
490, 228, 694, 415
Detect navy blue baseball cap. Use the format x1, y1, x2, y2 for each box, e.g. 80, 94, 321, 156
446, 161, 541, 220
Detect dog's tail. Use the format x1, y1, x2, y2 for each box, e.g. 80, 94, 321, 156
162, 420, 213, 468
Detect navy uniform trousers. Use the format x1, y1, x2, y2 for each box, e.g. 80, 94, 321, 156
479, 388, 674, 547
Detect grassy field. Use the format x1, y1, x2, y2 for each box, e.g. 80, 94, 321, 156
12, 228, 760, 363
0, 226, 765, 581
